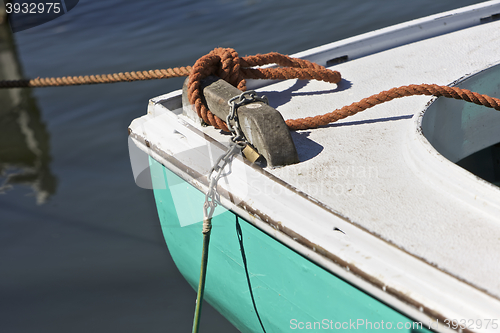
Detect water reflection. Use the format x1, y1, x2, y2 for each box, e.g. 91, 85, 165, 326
0, 22, 56, 203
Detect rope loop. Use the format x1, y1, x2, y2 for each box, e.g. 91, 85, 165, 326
187, 48, 341, 132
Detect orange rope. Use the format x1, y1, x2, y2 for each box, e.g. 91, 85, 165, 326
187, 48, 341, 131
0, 67, 192, 88
286, 84, 500, 130
1, 48, 499, 132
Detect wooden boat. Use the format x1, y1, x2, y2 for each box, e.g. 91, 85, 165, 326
128, 1, 500, 332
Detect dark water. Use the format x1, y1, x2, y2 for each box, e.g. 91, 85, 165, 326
0, 0, 486, 332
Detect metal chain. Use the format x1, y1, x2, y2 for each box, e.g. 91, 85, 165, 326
202, 141, 245, 232
195, 90, 268, 333
202, 90, 268, 231
194, 143, 245, 333
226, 90, 269, 142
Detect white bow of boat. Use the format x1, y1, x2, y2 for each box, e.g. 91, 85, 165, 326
129, 1, 500, 332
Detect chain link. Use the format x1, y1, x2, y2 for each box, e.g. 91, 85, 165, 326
226, 90, 269, 142
202, 141, 245, 231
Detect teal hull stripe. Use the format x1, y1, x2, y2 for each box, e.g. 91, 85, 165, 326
150, 157, 432, 332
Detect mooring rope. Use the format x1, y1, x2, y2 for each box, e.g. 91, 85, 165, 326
0, 67, 192, 88
192, 222, 211, 333
2, 47, 499, 133
285, 83, 500, 130
187, 48, 341, 131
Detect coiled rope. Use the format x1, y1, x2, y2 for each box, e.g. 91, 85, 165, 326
187, 48, 341, 131
2, 47, 500, 132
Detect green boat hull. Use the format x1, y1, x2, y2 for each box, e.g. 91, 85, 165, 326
150, 158, 431, 332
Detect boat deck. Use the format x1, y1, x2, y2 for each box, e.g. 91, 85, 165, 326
265, 19, 500, 298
